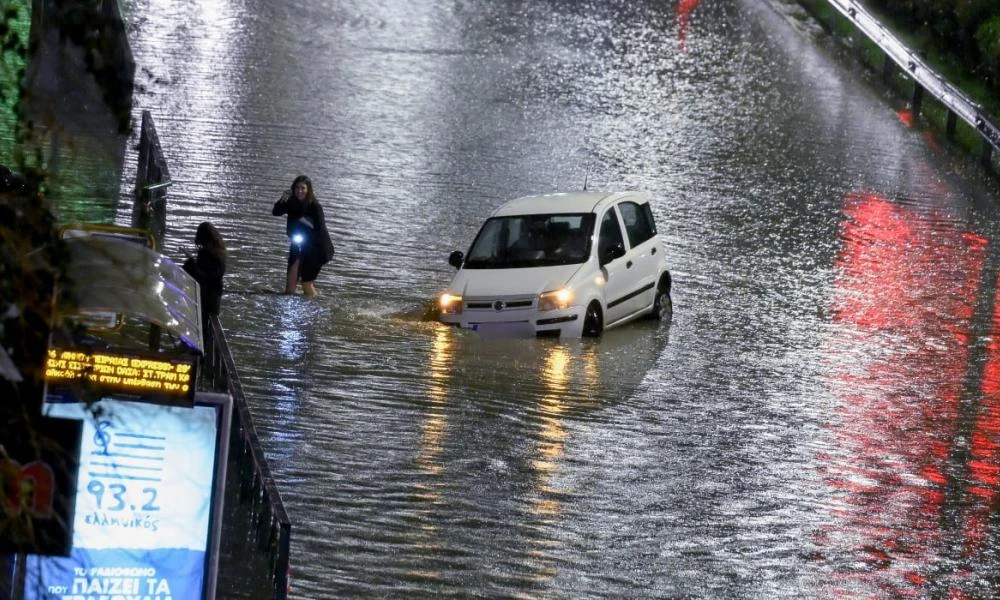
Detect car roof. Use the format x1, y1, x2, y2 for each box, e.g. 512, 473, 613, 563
491, 191, 649, 217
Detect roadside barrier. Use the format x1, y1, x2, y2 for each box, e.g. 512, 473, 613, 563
203, 316, 292, 599
802, 0, 1000, 173
132, 111, 291, 599
133, 110, 171, 248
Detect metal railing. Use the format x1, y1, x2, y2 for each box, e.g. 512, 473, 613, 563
132, 110, 171, 248
130, 112, 291, 598
202, 317, 292, 599
818, 0, 1000, 169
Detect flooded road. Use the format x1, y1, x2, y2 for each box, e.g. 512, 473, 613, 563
109, 0, 1000, 596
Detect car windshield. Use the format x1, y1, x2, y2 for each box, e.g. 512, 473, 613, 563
464, 213, 596, 269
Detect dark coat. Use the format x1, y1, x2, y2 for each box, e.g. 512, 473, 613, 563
183, 249, 225, 318
273, 196, 335, 265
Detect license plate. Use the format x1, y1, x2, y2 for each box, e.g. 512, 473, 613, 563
469, 322, 534, 338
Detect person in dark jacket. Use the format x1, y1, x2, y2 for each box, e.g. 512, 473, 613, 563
272, 175, 334, 296
183, 222, 227, 328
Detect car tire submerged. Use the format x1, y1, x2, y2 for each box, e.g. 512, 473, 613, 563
651, 276, 672, 323
582, 301, 603, 337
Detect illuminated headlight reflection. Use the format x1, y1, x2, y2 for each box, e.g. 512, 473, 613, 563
439, 293, 463, 314
538, 288, 573, 311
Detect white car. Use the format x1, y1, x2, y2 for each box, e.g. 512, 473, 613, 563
438, 191, 672, 338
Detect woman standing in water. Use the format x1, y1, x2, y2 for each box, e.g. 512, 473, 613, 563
183, 221, 227, 330
272, 175, 335, 296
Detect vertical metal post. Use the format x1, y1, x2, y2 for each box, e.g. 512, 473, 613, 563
276, 527, 290, 599
946, 110, 957, 140
911, 83, 923, 118
132, 111, 152, 234
10, 554, 24, 600
135, 112, 151, 191
881, 52, 894, 84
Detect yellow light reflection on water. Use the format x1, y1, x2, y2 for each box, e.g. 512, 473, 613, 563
532, 346, 570, 515
426, 325, 453, 405
404, 326, 457, 582
419, 326, 453, 472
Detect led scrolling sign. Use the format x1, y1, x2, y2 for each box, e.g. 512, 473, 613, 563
44, 348, 196, 405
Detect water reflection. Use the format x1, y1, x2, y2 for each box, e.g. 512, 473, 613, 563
118, 0, 1000, 595
276, 299, 310, 362
966, 327, 1000, 566
420, 325, 452, 473
405, 327, 449, 583
819, 190, 997, 597
532, 345, 571, 517
676, 0, 702, 53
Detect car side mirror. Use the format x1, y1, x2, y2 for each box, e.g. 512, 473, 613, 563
600, 242, 625, 265
448, 250, 464, 269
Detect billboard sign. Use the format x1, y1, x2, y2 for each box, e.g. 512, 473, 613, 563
24, 392, 231, 600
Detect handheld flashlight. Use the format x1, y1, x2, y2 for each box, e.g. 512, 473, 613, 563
292, 233, 305, 246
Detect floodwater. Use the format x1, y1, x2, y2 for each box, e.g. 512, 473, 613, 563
103, 0, 1000, 597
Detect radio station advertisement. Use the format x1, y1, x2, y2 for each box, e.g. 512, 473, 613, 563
24, 397, 221, 600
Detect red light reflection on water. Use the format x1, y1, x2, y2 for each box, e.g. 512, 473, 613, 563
676, 0, 700, 53
895, 109, 944, 151
962, 287, 1000, 555
821, 191, 989, 597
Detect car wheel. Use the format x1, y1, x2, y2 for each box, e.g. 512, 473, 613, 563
582, 302, 603, 337
651, 284, 672, 323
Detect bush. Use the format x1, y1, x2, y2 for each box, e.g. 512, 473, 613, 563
976, 15, 1000, 88
866, 0, 1000, 110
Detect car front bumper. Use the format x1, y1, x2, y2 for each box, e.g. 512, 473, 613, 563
439, 305, 584, 338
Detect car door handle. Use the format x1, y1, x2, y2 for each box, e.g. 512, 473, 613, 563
651, 247, 656, 255
626, 260, 633, 268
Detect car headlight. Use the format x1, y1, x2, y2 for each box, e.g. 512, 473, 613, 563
538, 288, 573, 311
439, 292, 463, 314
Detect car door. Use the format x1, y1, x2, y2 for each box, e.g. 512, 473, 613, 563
597, 205, 643, 326
616, 198, 661, 317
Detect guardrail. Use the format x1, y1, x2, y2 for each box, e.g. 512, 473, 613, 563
202, 317, 292, 599
132, 110, 171, 248
812, 0, 1000, 170
131, 113, 291, 598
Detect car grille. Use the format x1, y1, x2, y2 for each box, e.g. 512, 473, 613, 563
465, 296, 535, 312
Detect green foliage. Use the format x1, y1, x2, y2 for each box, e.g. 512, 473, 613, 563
0, 2, 51, 420
1, 1, 132, 420
0, 1, 28, 135
866, 0, 1000, 99
976, 16, 1000, 88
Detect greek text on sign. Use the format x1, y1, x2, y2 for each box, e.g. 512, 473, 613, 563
44, 348, 194, 401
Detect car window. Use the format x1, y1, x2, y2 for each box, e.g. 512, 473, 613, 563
598, 209, 625, 260
618, 201, 657, 247
466, 219, 508, 263
465, 213, 595, 268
